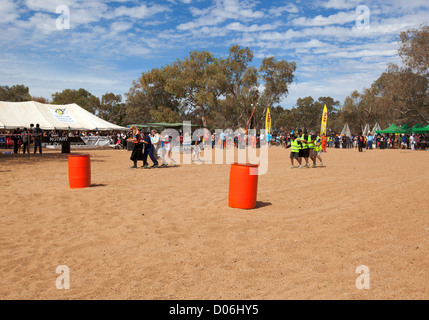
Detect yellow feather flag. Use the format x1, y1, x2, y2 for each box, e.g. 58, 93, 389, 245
265, 107, 272, 134
320, 104, 328, 135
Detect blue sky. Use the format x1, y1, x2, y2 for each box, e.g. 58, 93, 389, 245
0, 0, 428, 109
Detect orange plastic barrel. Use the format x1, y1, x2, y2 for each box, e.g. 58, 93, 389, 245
68, 154, 91, 189
228, 163, 259, 209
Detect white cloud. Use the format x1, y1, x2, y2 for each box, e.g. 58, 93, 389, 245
226, 22, 279, 32
25, 0, 74, 12
268, 3, 299, 16
292, 11, 358, 27
320, 0, 361, 10
0, 0, 19, 24
28, 12, 58, 34
107, 4, 170, 19
110, 21, 133, 33
177, 0, 265, 30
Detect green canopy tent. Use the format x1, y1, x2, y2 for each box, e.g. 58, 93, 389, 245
376, 124, 401, 134
399, 124, 412, 134
147, 122, 200, 128
413, 123, 423, 130
127, 124, 163, 129
414, 124, 429, 133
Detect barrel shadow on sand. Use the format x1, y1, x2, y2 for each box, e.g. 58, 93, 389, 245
255, 201, 272, 209
90, 184, 107, 188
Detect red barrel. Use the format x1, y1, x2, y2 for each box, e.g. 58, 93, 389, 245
68, 154, 91, 189
228, 163, 259, 209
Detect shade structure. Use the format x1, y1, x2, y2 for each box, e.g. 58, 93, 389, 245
128, 123, 200, 129
148, 122, 200, 127
340, 123, 351, 136
400, 124, 412, 134
0, 101, 128, 131
362, 123, 371, 135
372, 123, 381, 134
413, 124, 429, 133
413, 123, 423, 130
128, 124, 163, 129
376, 124, 401, 134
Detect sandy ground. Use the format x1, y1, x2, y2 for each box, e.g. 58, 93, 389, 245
0, 145, 428, 300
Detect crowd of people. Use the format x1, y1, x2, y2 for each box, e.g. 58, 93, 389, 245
285, 130, 324, 169
0, 124, 43, 154
267, 130, 428, 152
129, 127, 177, 169
2, 124, 428, 164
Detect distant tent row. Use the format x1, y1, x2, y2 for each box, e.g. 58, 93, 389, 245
376, 123, 429, 134
339, 122, 429, 135
362, 123, 381, 136
339, 122, 381, 136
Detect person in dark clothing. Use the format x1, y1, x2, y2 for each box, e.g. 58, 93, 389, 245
130, 132, 145, 168
33, 123, 43, 154
12, 128, 20, 154
142, 132, 158, 168
358, 133, 364, 152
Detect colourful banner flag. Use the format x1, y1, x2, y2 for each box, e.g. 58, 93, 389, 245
320, 104, 328, 135
265, 107, 271, 134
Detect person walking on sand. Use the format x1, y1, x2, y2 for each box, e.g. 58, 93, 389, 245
161, 133, 177, 167
142, 131, 159, 168
151, 129, 166, 166
192, 135, 203, 162
286, 134, 301, 168
321, 133, 327, 153
130, 131, 144, 168
311, 134, 324, 167
297, 130, 310, 168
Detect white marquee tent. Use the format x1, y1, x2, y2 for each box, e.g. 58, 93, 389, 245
372, 123, 381, 133
362, 123, 371, 136
0, 101, 128, 131
340, 123, 351, 137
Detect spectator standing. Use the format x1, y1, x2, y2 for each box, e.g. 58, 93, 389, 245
12, 127, 21, 154
21, 127, 30, 154
33, 124, 43, 154
358, 133, 364, 152
366, 133, 374, 150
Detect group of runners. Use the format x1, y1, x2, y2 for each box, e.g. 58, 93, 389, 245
129, 128, 178, 169
287, 130, 325, 169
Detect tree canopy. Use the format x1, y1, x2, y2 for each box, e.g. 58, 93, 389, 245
125, 44, 296, 130
0, 85, 31, 102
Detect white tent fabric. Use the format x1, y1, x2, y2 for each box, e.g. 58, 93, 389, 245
362, 123, 371, 136
372, 123, 381, 133
340, 123, 351, 136
0, 101, 128, 131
